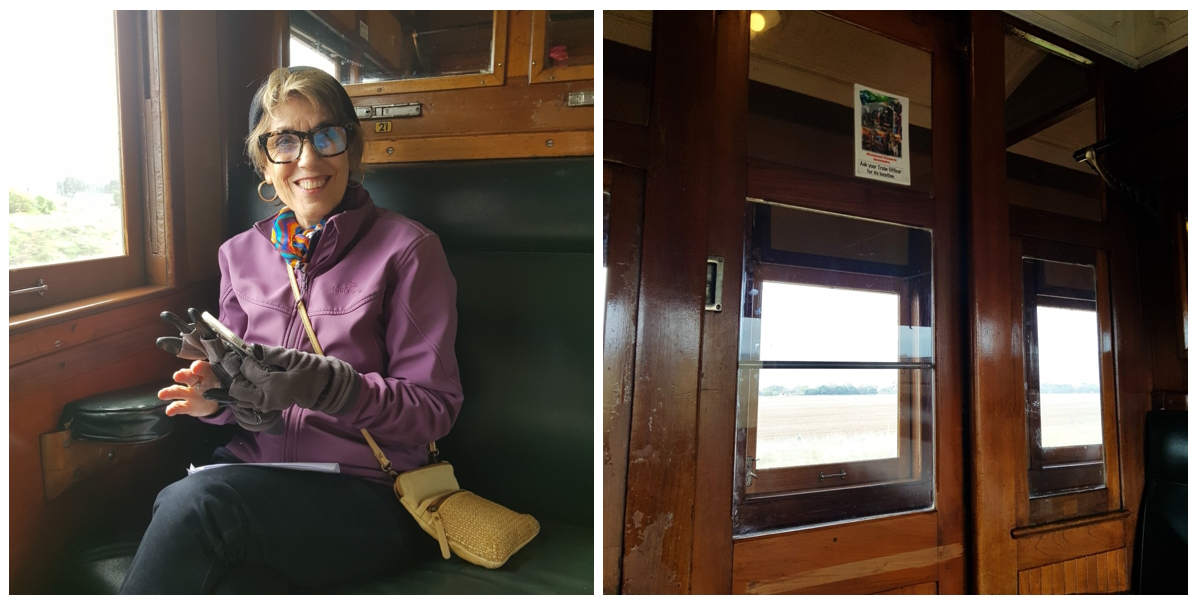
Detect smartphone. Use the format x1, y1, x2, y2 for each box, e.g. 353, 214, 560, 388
201, 311, 257, 359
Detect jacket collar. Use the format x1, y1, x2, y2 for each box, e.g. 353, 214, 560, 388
254, 185, 375, 272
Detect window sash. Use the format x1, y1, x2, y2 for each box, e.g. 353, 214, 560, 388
1016, 242, 1121, 523
740, 262, 931, 498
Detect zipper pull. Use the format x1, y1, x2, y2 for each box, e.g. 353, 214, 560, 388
432, 514, 451, 559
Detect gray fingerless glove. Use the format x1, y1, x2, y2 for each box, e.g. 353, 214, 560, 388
224, 344, 362, 416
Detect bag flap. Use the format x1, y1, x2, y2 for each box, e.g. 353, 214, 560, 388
396, 461, 459, 503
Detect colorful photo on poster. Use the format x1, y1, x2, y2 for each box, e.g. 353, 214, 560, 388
854, 84, 911, 186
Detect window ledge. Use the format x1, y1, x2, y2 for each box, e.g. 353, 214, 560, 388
9, 284, 176, 335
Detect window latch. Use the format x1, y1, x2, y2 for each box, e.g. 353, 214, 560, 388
745, 456, 757, 487
819, 470, 847, 482
10, 278, 47, 297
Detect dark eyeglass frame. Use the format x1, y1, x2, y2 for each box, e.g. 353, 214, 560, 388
258, 124, 353, 164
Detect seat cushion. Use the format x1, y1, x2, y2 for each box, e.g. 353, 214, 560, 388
60, 519, 590, 594
320, 520, 592, 594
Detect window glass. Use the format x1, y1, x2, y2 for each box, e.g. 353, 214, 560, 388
748, 11, 933, 193
1004, 29, 1102, 220
9, 11, 125, 268
289, 10, 495, 85
544, 10, 593, 69
1035, 306, 1103, 447
756, 367, 899, 469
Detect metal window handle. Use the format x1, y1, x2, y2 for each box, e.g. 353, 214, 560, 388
819, 470, 847, 482
10, 278, 47, 297
746, 456, 758, 487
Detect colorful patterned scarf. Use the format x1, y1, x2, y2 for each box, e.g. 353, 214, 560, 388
271, 209, 326, 268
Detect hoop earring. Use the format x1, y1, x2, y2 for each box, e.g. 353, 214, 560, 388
258, 180, 278, 202
348, 170, 365, 189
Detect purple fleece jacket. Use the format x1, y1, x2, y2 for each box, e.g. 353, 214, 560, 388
199, 186, 463, 485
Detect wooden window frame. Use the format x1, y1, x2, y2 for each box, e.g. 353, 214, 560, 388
332, 10, 509, 97
734, 202, 935, 532
529, 10, 594, 84
1014, 238, 1121, 524
10, 11, 172, 319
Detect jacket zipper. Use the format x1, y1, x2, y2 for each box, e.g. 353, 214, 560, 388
284, 263, 317, 462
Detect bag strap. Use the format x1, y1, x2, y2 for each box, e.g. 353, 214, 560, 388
286, 263, 324, 356
361, 428, 398, 478
283, 259, 440, 472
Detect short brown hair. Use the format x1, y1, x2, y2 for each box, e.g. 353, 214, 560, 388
245, 67, 363, 180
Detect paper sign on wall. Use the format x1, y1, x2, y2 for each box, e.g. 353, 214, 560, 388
854, 84, 911, 186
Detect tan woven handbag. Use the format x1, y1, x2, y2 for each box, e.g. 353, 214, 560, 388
361, 432, 541, 569
285, 260, 539, 569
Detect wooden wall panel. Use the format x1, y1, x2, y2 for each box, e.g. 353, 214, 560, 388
602, 163, 646, 594
690, 10, 748, 594
876, 581, 938, 595
1014, 512, 1128, 570
1017, 548, 1128, 594
619, 11, 717, 593
8, 283, 218, 593
731, 512, 958, 595
966, 11, 1019, 593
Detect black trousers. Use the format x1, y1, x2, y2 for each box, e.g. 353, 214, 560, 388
119, 448, 429, 594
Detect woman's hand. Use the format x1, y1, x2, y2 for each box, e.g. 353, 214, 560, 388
158, 360, 222, 418
221, 344, 361, 416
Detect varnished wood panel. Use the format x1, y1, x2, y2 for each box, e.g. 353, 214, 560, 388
747, 160, 936, 229
602, 163, 646, 594
619, 12, 716, 593
603, 120, 649, 170
354, 80, 593, 142
732, 512, 952, 594
1017, 548, 1127, 594
966, 11, 1019, 593
8, 284, 218, 593
1014, 512, 1128, 570
363, 131, 591, 164
690, 10, 748, 595
876, 581, 938, 595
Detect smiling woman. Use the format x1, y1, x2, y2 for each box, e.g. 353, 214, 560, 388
119, 66, 467, 593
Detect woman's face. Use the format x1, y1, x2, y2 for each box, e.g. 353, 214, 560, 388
262, 95, 350, 227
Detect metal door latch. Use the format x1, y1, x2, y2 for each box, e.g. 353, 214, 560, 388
705, 257, 724, 311
746, 456, 758, 487
566, 90, 594, 107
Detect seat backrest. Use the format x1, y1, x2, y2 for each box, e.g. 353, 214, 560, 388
230, 158, 593, 526
1133, 409, 1188, 594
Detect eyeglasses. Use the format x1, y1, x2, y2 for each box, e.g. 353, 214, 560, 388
258, 125, 352, 164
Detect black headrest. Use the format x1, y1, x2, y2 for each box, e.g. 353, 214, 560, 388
1145, 410, 1187, 484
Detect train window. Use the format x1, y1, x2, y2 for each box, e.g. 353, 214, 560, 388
9, 11, 154, 315
735, 202, 934, 532
288, 11, 506, 95
1004, 28, 1102, 221
1021, 258, 1108, 498
747, 11, 934, 194
530, 10, 594, 83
